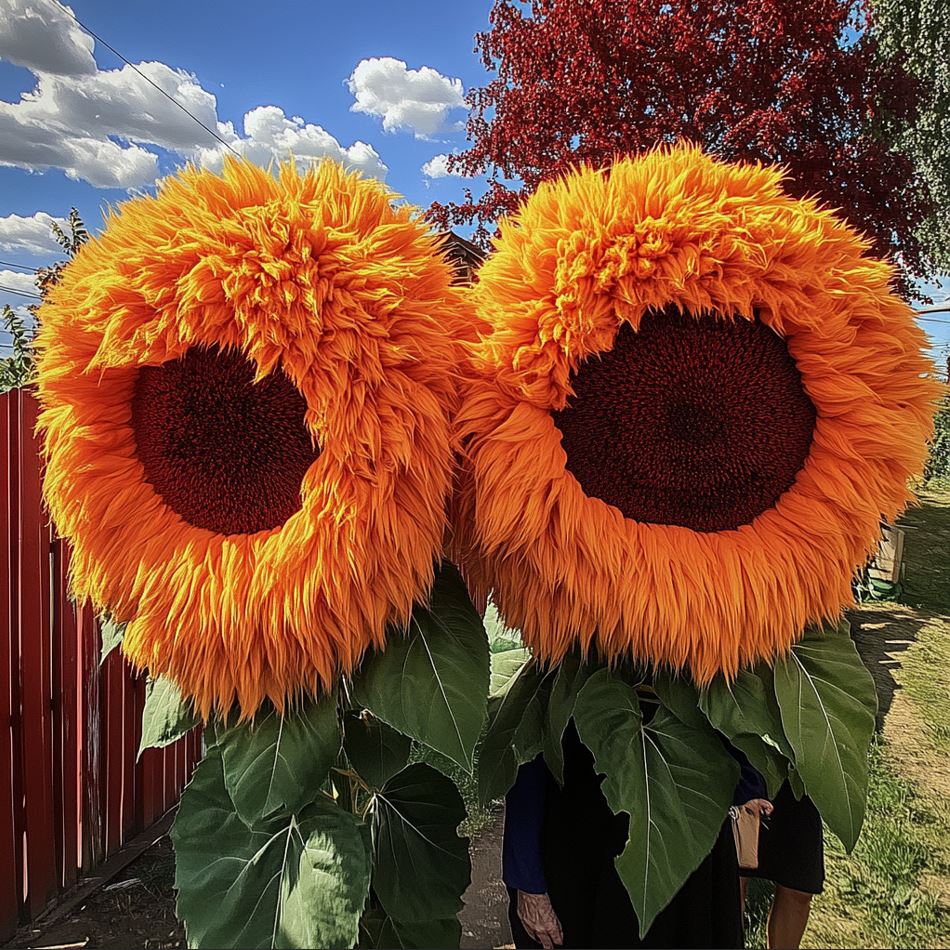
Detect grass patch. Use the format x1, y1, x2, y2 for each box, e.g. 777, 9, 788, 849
898, 487, 950, 613
796, 486, 950, 947
807, 740, 946, 949
744, 741, 946, 950
899, 619, 950, 759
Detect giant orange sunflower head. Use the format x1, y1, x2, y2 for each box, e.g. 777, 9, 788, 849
36, 157, 471, 718
454, 144, 940, 682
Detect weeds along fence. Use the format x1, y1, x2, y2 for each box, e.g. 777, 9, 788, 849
1, 387, 201, 940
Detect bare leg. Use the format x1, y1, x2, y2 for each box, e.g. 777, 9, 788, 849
767, 885, 813, 950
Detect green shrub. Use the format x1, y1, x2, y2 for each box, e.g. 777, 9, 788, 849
925, 393, 950, 485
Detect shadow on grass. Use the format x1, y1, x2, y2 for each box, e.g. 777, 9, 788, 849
848, 607, 927, 727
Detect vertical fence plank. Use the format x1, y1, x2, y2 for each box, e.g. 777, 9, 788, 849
16, 392, 56, 917
162, 736, 175, 813
103, 651, 124, 857
122, 671, 139, 841
54, 542, 79, 889
0, 392, 18, 940
6, 391, 24, 929
139, 746, 162, 828
79, 604, 103, 871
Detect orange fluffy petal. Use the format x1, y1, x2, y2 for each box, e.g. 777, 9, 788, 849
453, 144, 940, 683
36, 158, 475, 718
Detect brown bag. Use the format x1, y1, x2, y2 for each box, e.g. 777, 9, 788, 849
730, 805, 760, 869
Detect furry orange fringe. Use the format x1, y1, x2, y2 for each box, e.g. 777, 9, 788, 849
453, 144, 941, 682
36, 158, 472, 718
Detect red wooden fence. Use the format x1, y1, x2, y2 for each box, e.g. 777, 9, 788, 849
1, 387, 201, 940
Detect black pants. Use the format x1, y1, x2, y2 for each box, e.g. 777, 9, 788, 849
740, 781, 825, 895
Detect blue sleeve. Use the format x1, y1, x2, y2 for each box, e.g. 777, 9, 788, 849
729, 745, 767, 804
502, 756, 548, 894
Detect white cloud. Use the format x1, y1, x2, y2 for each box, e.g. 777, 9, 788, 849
0, 0, 95, 76
0, 268, 40, 297
0, 106, 159, 188
421, 153, 464, 179
348, 57, 465, 138
0, 0, 387, 188
196, 106, 387, 180
13, 61, 224, 152
0, 212, 69, 255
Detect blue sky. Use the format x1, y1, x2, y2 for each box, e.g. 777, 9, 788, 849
0, 0, 493, 348
1, 0, 948, 366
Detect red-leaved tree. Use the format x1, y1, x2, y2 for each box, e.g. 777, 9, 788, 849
429, 0, 935, 295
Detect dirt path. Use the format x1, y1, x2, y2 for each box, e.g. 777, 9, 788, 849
5, 835, 183, 949
461, 813, 512, 949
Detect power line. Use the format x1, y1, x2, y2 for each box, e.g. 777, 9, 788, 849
48, 0, 240, 158
0, 284, 41, 300
0, 260, 39, 272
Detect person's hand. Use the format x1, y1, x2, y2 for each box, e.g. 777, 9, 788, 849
742, 798, 774, 820
517, 890, 564, 948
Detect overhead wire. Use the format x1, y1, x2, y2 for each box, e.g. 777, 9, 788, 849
0, 259, 39, 272
0, 284, 42, 300
43, 0, 240, 158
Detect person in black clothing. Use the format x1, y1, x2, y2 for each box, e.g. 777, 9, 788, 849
503, 722, 771, 949
739, 782, 825, 950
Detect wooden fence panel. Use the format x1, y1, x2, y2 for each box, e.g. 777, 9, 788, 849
0, 387, 201, 936
0, 393, 18, 941
53, 541, 79, 892
78, 601, 103, 871
16, 392, 57, 918
4, 391, 25, 937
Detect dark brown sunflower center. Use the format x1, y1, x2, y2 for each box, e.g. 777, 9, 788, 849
552, 308, 816, 532
131, 346, 319, 536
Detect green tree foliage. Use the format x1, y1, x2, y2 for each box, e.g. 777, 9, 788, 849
0, 207, 88, 393
0, 304, 34, 393
872, 0, 950, 271
925, 392, 950, 485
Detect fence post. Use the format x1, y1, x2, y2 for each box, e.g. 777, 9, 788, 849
0, 392, 19, 940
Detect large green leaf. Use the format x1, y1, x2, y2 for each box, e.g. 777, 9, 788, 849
352, 563, 489, 772
574, 670, 739, 936
650, 672, 706, 729
359, 907, 461, 949
484, 601, 519, 652
372, 763, 470, 924
542, 652, 593, 783
343, 711, 410, 790
698, 666, 792, 798
172, 749, 370, 949
490, 647, 532, 695
139, 677, 198, 757
478, 660, 550, 805
99, 615, 126, 666
212, 692, 340, 824
773, 623, 877, 850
